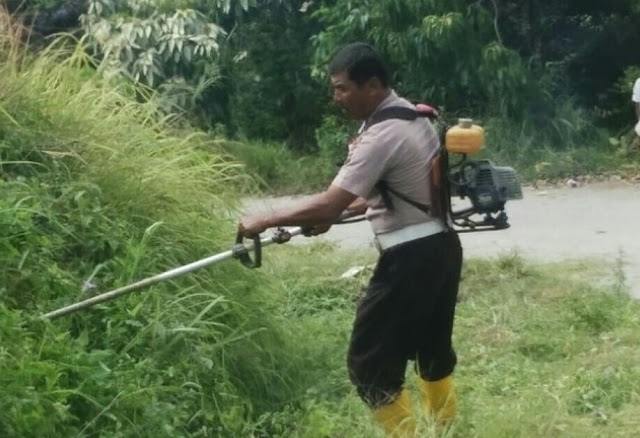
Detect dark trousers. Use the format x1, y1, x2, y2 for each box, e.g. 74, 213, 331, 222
347, 231, 463, 408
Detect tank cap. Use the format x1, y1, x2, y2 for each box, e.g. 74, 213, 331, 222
458, 118, 473, 128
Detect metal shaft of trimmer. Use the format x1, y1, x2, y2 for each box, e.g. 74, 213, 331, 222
42, 227, 305, 320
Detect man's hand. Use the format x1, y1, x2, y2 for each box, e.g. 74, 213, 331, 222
302, 224, 332, 237
238, 215, 270, 238
238, 185, 356, 239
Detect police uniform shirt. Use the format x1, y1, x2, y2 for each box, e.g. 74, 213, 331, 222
332, 91, 441, 234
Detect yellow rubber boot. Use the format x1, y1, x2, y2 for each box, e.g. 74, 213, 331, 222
372, 389, 416, 437
418, 375, 457, 423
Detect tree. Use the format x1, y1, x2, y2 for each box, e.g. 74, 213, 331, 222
312, 0, 534, 118
222, 1, 326, 149
78, 0, 225, 117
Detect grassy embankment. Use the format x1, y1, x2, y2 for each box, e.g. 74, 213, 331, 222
1, 22, 638, 438
0, 24, 316, 436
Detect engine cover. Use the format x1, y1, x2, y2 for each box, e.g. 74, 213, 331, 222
450, 159, 523, 214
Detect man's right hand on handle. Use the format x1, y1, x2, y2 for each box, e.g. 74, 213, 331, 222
303, 224, 332, 237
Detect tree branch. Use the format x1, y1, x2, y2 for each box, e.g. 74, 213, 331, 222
488, 0, 504, 46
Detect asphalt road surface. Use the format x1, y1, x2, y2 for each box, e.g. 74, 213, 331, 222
244, 181, 640, 298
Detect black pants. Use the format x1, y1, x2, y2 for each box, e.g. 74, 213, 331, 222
347, 231, 463, 408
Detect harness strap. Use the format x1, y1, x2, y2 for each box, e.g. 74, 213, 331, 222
367, 106, 435, 214
366, 106, 418, 129
376, 180, 431, 214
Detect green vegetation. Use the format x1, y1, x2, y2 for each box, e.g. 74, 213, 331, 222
256, 247, 640, 437
5, 1, 638, 197
221, 140, 336, 195
0, 25, 307, 436
1, 4, 639, 437
11, 0, 640, 190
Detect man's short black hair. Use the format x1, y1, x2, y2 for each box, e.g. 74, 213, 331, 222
328, 43, 390, 87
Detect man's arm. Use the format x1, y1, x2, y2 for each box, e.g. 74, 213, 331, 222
302, 196, 368, 237
238, 185, 358, 237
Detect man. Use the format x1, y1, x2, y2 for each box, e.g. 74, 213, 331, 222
239, 43, 463, 436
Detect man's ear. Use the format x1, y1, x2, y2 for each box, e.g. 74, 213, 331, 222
366, 77, 383, 94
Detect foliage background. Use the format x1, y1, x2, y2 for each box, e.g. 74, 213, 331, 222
12, 0, 640, 154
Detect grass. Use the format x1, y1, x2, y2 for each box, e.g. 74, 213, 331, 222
256, 243, 640, 437
0, 18, 312, 436
226, 128, 638, 198
480, 114, 639, 182
229, 132, 638, 197
221, 139, 337, 195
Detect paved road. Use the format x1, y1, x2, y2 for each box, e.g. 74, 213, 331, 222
244, 181, 640, 298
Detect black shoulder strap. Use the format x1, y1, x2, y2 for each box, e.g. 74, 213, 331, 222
368, 106, 433, 214
366, 107, 418, 128
376, 180, 431, 214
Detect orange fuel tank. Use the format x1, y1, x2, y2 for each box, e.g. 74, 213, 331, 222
445, 118, 485, 154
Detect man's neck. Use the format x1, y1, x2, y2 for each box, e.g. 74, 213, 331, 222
374, 89, 392, 107
366, 89, 392, 119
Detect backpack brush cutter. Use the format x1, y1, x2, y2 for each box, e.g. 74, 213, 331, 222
42, 110, 522, 320
367, 104, 523, 233
441, 115, 523, 232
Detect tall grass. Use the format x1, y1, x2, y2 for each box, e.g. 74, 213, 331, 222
481, 102, 629, 181
0, 14, 314, 436
222, 139, 337, 195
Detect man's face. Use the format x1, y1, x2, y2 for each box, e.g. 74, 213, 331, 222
330, 71, 373, 120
